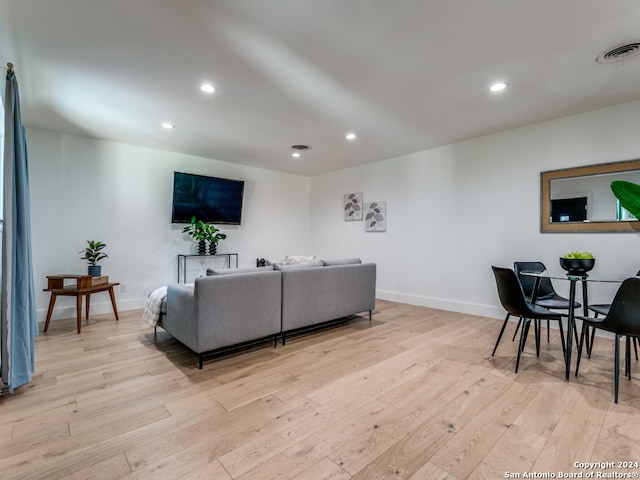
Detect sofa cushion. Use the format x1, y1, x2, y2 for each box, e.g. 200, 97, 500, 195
207, 265, 275, 276
322, 258, 362, 266
274, 260, 325, 271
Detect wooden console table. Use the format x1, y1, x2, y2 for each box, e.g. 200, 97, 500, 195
43, 274, 120, 334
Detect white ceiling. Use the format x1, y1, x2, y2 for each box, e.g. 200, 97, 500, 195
2, 0, 640, 176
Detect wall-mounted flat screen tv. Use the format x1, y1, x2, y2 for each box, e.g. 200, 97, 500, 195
171, 171, 245, 225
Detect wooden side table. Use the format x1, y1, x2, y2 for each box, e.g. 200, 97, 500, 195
43, 275, 120, 334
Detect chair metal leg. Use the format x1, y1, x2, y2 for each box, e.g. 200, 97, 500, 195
547, 319, 550, 343
515, 318, 531, 373
588, 325, 596, 357
614, 334, 620, 404
626, 336, 631, 380
558, 319, 566, 357
511, 316, 523, 341
492, 313, 511, 356
522, 318, 532, 352
572, 321, 580, 353
576, 323, 588, 377
634, 336, 639, 361
534, 319, 541, 357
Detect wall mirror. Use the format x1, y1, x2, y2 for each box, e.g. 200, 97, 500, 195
541, 159, 640, 233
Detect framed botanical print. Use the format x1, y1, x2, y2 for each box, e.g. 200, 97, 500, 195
365, 201, 386, 231
344, 192, 363, 221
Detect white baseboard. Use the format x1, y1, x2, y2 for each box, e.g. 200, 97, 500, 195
375, 290, 621, 341
376, 289, 505, 320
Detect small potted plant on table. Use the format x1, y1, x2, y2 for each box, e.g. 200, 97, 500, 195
204, 224, 226, 255
182, 217, 226, 255
79, 240, 108, 276
182, 217, 208, 254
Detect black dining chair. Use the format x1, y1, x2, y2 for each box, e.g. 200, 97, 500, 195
587, 305, 639, 360
586, 270, 640, 359
491, 266, 566, 373
575, 276, 640, 403
513, 261, 581, 344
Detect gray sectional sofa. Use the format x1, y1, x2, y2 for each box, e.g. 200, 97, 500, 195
160, 258, 376, 368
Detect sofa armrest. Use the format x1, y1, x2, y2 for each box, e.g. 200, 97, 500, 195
163, 283, 198, 350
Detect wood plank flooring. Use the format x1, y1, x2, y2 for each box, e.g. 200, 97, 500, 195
2, 300, 640, 479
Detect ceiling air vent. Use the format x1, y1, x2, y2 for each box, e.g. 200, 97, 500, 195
596, 42, 640, 63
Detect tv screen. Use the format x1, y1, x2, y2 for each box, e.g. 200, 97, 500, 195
171, 171, 244, 225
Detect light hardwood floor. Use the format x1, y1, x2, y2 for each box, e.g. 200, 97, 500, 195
2, 300, 640, 480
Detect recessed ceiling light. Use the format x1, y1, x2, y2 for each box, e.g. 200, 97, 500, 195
200, 83, 215, 94
292, 152, 301, 158
345, 132, 356, 140
489, 82, 508, 93
161, 122, 175, 129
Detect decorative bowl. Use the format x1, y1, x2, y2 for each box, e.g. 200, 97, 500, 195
559, 257, 595, 275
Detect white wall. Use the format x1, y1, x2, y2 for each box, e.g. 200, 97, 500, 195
28, 128, 310, 322
310, 100, 640, 319
27, 99, 640, 324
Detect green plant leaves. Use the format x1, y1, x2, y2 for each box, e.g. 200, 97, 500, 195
611, 181, 640, 219
182, 217, 226, 243
79, 240, 108, 266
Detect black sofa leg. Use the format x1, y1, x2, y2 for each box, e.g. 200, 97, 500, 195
198, 354, 204, 369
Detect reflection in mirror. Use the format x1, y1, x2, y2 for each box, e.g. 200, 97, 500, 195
541, 159, 640, 233
550, 171, 640, 222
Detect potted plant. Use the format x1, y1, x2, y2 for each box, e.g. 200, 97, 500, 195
182, 217, 226, 255
203, 224, 226, 255
182, 217, 208, 254
79, 240, 108, 276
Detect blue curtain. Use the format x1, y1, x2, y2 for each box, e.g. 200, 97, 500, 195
1, 67, 37, 393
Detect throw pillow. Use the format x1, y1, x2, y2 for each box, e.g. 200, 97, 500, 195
284, 255, 317, 265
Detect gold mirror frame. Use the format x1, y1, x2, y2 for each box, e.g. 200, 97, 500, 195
541, 159, 640, 233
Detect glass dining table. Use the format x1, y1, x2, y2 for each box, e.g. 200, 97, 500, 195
520, 269, 628, 381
